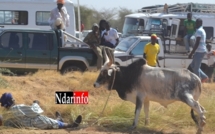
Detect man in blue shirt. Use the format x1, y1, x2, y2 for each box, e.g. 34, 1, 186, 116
188, 18, 208, 83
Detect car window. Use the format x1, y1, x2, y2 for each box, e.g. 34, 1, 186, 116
130, 40, 149, 55
36, 11, 50, 26
0, 32, 23, 49
28, 33, 50, 50
115, 37, 138, 52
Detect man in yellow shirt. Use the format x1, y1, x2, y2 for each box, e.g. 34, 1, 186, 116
143, 34, 160, 67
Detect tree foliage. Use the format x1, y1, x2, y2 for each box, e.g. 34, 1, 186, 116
74, 5, 134, 32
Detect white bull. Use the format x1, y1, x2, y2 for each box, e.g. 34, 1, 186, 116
93, 48, 206, 134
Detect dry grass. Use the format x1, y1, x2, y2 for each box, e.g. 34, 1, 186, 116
0, 70, 215, 134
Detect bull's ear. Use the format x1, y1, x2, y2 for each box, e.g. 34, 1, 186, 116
108, 69, 113, 76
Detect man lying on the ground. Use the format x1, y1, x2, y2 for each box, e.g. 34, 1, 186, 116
0, 92, 82, 129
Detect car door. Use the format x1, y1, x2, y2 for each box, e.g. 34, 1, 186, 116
25, 32, 51, 69
127, 40, 150, 65
170, 18, 180, 39
0, 31, 25, 70
164, 53, 188, 68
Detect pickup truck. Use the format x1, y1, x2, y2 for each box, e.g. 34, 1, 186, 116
114, 36, 215, 77
0, 27, 97, 74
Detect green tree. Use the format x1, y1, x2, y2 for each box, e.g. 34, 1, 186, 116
116, 7, 134, 32
74, 5, 134, 32
74, 5, 94, 30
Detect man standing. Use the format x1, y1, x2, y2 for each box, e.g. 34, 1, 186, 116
101, 22, 119, 48
184, 13, 196, 54
163, 3, 168, 14
188, 18, 208, 83
83, 23, 103, 70
143, 34, 160, 67
49, 0, 70, 31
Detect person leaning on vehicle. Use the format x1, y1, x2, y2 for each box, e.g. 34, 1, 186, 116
83, 23, 103, 70
49, 0, 70, 31
0, 92, 82, 129
183, 12, 196, 54
143, 34, 160, 67
101, 21, 119, 48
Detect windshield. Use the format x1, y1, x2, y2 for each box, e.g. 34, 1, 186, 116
122, 18, 144, 38
145, 18, 162, 31
115, 37, 138, 52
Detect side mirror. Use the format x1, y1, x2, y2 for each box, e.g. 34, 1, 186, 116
129, 51, 136, 58
129, 51, 134, 55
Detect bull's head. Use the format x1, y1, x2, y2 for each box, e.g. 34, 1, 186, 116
93, 48, 117, 89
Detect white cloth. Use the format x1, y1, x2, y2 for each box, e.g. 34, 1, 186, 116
49, 7, 70, 30
4, 103, 59, 129
207, 51, 215, 66
194, 26, 207, 53
101, 28, 119, 46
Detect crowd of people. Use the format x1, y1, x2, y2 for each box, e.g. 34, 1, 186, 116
83, 20, 119, 70
142, 12, 214, 83
44, 0, 215, 82
48, 0, 212, 82
47, 0, 119, 71
182, 12, 213, 83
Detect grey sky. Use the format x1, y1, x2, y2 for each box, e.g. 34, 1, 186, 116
73, 0, 214, 11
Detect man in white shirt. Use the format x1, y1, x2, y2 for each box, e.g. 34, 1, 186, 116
101, 22, 119, 48
49, 0, 70, 31
188, 18, 208, 83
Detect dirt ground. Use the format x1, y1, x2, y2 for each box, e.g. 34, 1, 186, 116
1, 126, 213, 134
0, 128, 124, 134
0, 71, 215, 134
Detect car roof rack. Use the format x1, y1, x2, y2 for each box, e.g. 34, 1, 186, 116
139, 3, 215, 14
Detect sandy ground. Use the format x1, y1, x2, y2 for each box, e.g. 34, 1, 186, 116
0, 72, 215, 134
0, 129, 124, 134
1, 126, 213, 134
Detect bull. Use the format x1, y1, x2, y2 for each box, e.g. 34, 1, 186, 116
93, 49, 206, 134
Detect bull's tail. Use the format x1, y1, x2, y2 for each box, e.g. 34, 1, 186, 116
191, 109, 198, 125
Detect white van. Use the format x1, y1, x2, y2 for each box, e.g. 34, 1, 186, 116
0, 0, 76, 36
122, 3, 215, 42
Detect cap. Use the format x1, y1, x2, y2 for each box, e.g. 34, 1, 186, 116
57, 0, 65, 4
151, 34, 157, 39
93, 23, 99, 28
0, 93, 14, 108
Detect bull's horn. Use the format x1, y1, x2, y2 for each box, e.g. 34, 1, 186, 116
101, 47, 110, 70
106, 48, 113, 67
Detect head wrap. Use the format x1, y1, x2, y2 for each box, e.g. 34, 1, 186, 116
151, 34, 157, 39
92, 23, 99, 30
93, 23, 99, 28
0, 93, 14, 108
57, 0, 65, 4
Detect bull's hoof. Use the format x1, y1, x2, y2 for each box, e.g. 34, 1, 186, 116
196, 129, 202, 134
145, 119, 150, 125
200, 120, 206, 128
129, 125, 136, 130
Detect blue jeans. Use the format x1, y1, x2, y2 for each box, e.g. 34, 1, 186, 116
190, 52, 208, 80
184, 34, 194, 52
